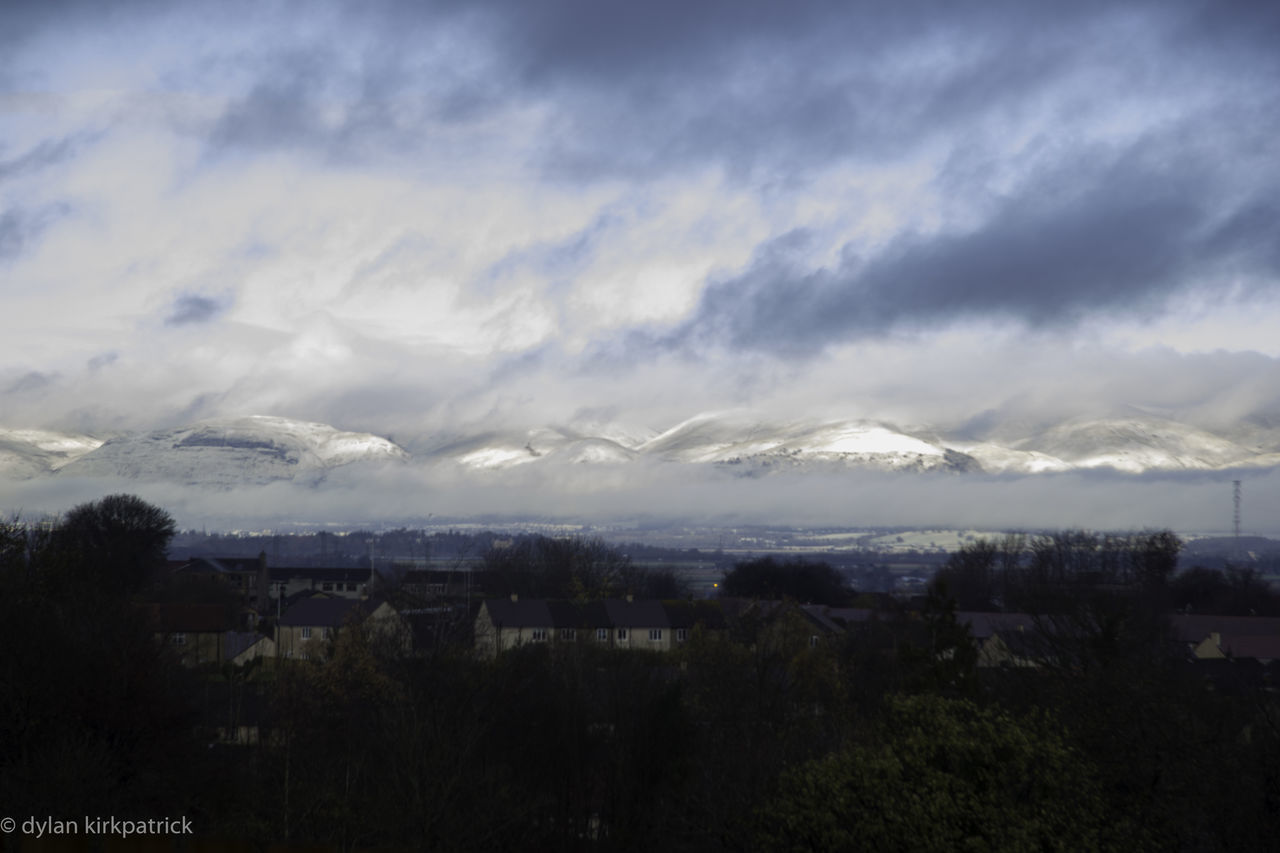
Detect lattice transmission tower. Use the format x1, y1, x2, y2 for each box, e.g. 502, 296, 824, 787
1233, 479, 1242, 541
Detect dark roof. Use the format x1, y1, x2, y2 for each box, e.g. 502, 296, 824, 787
1171, 615, 1280, 644
578, 600, 612, 627
146, 603, 229, 633
546, 600, 588, 629
1220, 634, 1280, 661
825, 607, 876, 624
799, 605, 845, 635
957, 612, 1036, 640
180, 556, 263, 575
604, 598, 669, 628
224, 631, 270, 660
663, 600, 727, 630
989, 628, 1040, 659
483, 599, 553, 628
278, 597, 367, 628
481, 598, 708, 630
269, 567, 372, 584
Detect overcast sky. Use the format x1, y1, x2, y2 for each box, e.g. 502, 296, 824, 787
3, 2, 1279, 463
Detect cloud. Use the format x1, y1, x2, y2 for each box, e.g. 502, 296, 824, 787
0, 136, 80, 181
1, 0, 1279, 538
669, 143, 1280, 355
165, 294, 227, 327
0, 203, 69, 260
4, 460, 1279, 535
5, 370, 57, 395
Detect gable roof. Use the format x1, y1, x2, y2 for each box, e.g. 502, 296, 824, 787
1170, 614, 1280, 644
179, 556, 264, 575
604, 598, 669, 628
145, 603, 229, 633
663, 600, 727, 630
799, 605, 845, 635
269, 567, 372, 584
1219, 634, 1280, 662
278, 597, 366, 628
546, 600, 588, 629
482, 598, 553, 628
957, 612, 1036, 640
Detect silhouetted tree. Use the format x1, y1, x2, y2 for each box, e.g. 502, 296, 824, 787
54, 493, 176, 594
719, 557, 855, 605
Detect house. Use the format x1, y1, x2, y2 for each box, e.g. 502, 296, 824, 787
474, 597, 555, 657
170, 554, 271, 610
399, 568, 487, 600
275, 597, 411, 660
664, 600, 729, 646
473, 596, 733, 657
226, 631, 276, 665
269, 566, 375, 603
1173, 615, 1280, 661
1191, 632, 1280, 664
956, 612, 1041, 668
602, 598, 672, 650
146, 603, 234, 666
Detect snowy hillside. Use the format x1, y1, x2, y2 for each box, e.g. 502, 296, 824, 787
1010, 418, 1255, 473
55, 416, 407, 487
0, 429, 103, 479
4, 410, 1280, 491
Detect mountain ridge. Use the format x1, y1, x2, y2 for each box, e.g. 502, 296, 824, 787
3, 411, 1277, 488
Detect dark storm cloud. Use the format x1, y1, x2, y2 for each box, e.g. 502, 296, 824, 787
0, 137, 80, 182
145, 0, 1271, 187
86, 352, 118, 371
5, 371, 57, 395
668, 140, 1280, 355
0, 204, 68, 260
165, 294, 226, 327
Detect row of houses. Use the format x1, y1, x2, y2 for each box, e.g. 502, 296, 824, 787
474, 595, 846, 657
146, 596, 411, 667
959, 611, 1280, 669
170, 556, 376, 610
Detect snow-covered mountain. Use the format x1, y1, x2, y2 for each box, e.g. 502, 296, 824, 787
1009, 418, 1256, 473
54, 416, 407, 487
0, 428, 103, 479
425, 426, 639, 470
638, 413, 979, 473
2, 410, 1279, 490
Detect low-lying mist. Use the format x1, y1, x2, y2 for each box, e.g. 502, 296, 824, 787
3, 458, 1275, 535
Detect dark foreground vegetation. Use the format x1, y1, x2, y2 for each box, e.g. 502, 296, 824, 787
2, 498, 1280, 851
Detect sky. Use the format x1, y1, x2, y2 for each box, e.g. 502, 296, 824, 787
3, 1, 1280, 530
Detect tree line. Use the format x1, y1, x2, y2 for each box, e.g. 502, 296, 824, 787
3, 498, 1280, 850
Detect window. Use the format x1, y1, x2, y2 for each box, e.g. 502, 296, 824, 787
171, 633, 187, 646
559, 628, 576, 641
301, 627, 312, 639
809, 635, 819, 648
347, 583, 358, 591
596, 628, 608, 641
617, 628, 628, 641
676, 628, 688, 643
531, 629, 548, 641
322, 582, 333, 591
649, 629, 662, 642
